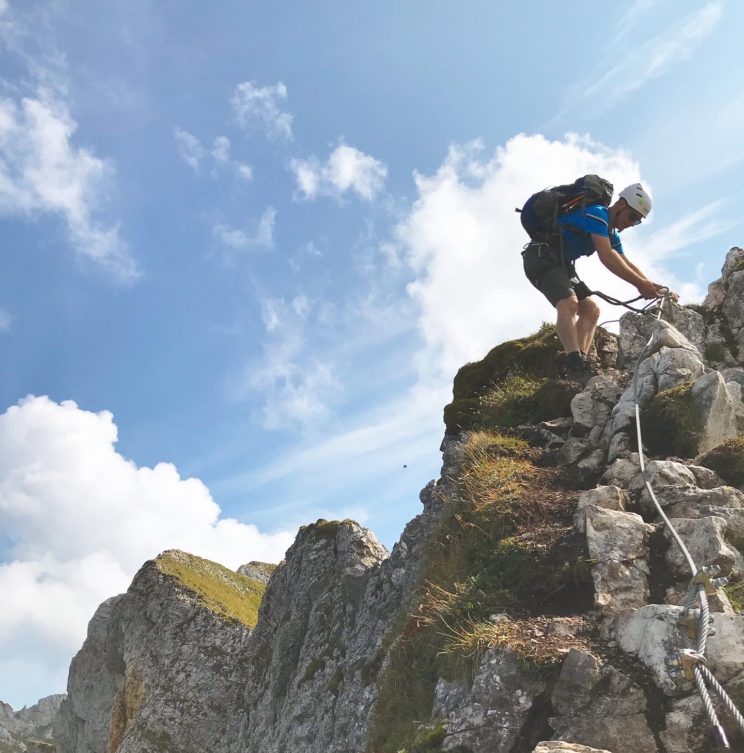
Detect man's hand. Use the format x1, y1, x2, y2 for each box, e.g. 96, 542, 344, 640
636, 279, 659, 299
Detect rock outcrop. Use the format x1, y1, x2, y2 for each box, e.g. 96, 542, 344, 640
54, 551, 264, 753
49, 246, 744, 753
0, 695, 64, 752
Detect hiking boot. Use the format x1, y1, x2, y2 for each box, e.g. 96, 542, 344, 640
563, 352, 599, 385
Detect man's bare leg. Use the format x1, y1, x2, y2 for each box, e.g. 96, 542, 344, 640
555, 295, 581, 354
576, 297, 600, 355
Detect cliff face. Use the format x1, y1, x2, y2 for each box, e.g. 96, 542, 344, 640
54, 248, 744, 753
0, 695, 64, 752
54, 551, 263, 753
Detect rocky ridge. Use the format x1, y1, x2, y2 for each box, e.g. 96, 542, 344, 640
0, 695, 64, 753
50, 247, 744, 752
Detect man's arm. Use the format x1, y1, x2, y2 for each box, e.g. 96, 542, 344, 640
591, 234, 658, 298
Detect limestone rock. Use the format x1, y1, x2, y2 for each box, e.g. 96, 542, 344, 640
584, 507, 649, 613
660, 695, 716, 753
0, 695, 64, 753
690, 371, 739, 454
574, 486, 627, 532
610, 604, 683, 695
705, 613, 744, 683
434, 649, 547, 753
639, 483, 744, 519
600, 454, 641, 488
686, 464, 724, 489
570, 376, 622, 436
55, 553, 258, 753
549, 649, 655, 753
663, 517, 737, 577
237, 561, 276, 583
657, 347, 705, 392
702, 279, 726, 311
618, 315, 704, 369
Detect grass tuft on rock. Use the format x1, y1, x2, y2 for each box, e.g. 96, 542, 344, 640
696, 437, 744, 488
640, 382, 703, 458
367, 431, 591, 753
443, 325, 577, 434
155, 550, 266, 628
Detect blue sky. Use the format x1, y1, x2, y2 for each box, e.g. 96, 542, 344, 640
1, 0, 742, 708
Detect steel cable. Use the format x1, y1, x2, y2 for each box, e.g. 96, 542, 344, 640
627, 295, 744, 748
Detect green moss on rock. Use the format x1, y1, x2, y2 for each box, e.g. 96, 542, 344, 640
155, 550, 266, 628
640, 383, 703, 458
704, 341, 727, 364
451, 323, 562, 402
443, 325, 579, 434
697, 437, 744, 487
301, 518, 357, 541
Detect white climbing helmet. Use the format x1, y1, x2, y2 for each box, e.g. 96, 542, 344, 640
619, 183, 653, 218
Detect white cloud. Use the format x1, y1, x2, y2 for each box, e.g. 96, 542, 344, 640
175, 129, 254, 182
230, 80, 293, 141
236, 163, 253, 182
291, 144, 388, 202
0, 395, 294, 705
0, 91, 136, 279
211, 135, 230, 163
0, 309, 11, 332
214, 207, 276, 250
395, 133, 715, 383
557, 3, 722, 119
173, 127, 204, 171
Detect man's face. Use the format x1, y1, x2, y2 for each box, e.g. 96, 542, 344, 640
615, 199, 644, 232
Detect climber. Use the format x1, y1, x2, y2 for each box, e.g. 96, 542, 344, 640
520, 180, 674, 376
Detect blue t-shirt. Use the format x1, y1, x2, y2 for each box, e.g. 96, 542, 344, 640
557, 204, 623, 262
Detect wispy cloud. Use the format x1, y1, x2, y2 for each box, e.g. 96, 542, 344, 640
230, 80, 293, 141
211, 135, 230, 163
610, 0, 657, 46
0, 91, 136, 280
229, 292, 344, 431
173, 126, 204, 171
555, 2, 722, 120
638, 200, 739, 262
214, 207, 277, 250
174, 127, 254, 182
0, 310, 11, 333
0, 4, 135, 280
291, 144, 388, 202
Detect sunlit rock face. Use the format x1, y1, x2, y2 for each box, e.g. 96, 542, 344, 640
50, 245, 744, 753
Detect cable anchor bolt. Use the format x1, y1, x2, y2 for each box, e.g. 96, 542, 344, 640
693, 566, 728, 596
677, 610, 700, 641
677, 648, 708, 681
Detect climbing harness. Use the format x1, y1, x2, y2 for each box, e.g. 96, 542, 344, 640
632, 294, 744, 748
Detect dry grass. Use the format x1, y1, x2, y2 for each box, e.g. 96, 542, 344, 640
369, 430, 591, 753
441, 615, 590, 667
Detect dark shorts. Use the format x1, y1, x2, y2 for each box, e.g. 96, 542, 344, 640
522, 243, 591, 306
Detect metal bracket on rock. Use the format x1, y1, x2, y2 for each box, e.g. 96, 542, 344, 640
693, 565, 729, 596
678, 610, 700, 642
667, 649, 709, 682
